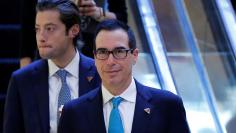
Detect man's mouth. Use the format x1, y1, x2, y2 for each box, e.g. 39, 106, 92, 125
39, 45, 52, 48
105, 70, 120, 74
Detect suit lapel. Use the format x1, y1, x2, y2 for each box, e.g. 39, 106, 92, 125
33, 60, 50, 133
86, 88, 106, 132
131, 81, 153, 133
78, 53, 97, 96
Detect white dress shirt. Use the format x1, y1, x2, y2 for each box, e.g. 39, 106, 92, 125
48, 51, 80, 133
102, 78, 137, 133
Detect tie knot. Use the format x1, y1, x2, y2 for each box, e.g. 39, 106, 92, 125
112, 97, 123, 108
56, 69, 68, 82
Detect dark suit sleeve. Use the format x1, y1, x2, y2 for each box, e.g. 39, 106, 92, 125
168, 96, 190, 133
108, 0, 128, 24
3, 74, 25, 133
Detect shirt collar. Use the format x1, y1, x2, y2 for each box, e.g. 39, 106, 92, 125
48, 50, 80, 77
102, 78, 137, 105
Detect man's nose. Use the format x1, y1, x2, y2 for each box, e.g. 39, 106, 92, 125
37, 30, 47, 42
106, 53, 116, 64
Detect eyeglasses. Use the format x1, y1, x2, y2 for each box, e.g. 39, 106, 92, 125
94, 48, 134, 60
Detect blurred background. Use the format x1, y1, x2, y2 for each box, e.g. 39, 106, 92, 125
0, 0, 236, 132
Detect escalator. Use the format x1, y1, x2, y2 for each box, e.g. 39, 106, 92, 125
127, 0, 236, 133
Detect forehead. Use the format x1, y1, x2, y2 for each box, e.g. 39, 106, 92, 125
95, 29, 129, 49
35, 10, 62, 26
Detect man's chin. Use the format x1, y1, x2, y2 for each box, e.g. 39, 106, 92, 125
106, 78, 119, 85
39, 53, 52, 59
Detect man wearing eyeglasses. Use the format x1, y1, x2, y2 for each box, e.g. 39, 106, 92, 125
3, 1, 101, 133
58, 19, 190, 133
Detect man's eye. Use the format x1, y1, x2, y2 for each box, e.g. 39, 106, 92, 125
115, 49, 126, 54
46, 27, 55, 32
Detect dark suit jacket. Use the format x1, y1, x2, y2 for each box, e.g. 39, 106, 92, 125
3, 54, 101, 133
58, 80, 190, 133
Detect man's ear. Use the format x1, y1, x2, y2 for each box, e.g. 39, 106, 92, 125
69, 24, 80, 38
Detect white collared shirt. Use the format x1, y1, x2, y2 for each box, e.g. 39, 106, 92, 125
102, 78, 137, 133
48, 50, 80, 133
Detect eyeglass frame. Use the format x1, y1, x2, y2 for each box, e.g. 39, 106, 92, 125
94, 47, 134, 60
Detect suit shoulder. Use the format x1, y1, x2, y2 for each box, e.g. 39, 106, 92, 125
64, 88, 99, 109
79, 53, 97, 70
140, 86, 185, 114
12, 59, 47, 78
80, 53, 94, 64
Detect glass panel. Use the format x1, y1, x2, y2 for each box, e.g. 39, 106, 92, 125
151, 0, 219, 132
216, 0, 236, 56
133, 53, 161, 89
135, 0, 177, 93
152, 1, 189, 52
126, 0, 160, 89
168, 56, 217, 133
185, 1, 236, 133
130, 0, 236, 132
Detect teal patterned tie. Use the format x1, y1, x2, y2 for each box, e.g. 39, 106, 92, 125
57, 70, 71, 121
108, 97, 124, 133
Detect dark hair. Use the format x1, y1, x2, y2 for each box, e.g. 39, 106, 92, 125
93, 19, 136, 50
36, 0, 80, 45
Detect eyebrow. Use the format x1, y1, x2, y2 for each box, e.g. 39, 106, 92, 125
96, 46, 128, 50
35, 23, 57, 27
114, 46, 127, 49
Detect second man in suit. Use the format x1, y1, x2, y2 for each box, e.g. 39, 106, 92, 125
58, 19, 190, 133
3, 1, 100, 133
